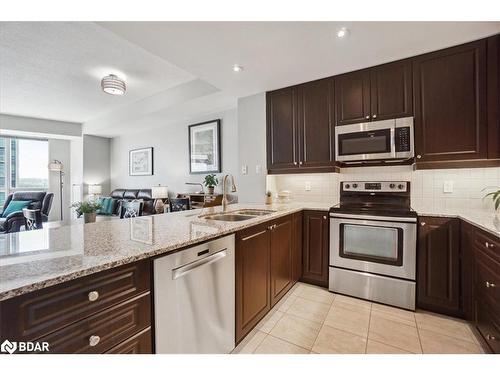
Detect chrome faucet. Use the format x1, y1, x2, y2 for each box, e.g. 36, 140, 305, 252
222, 174, 237, 212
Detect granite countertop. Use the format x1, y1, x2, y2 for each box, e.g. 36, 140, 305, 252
0, 202, 332, 301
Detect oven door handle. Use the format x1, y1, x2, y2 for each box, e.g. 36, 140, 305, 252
329, 212, 417, 223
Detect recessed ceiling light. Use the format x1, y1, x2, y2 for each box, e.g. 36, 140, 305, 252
336, 27, 350, 39
232, 64, 244, 72
101, 74, 126, 96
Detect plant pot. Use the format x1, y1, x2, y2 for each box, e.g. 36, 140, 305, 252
83, 212, 97, 223
208, 187, 215, 195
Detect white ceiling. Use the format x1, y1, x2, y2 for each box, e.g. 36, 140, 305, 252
1, 21, 500, 137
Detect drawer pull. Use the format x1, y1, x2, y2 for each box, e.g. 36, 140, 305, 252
420, 222, 426, 226
88, 291, 99, 302
485, 281, 496, 288
89, 335, 100, 347
486, 334, 497, 341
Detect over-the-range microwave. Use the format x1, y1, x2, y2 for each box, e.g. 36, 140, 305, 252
335, 117, 414, 164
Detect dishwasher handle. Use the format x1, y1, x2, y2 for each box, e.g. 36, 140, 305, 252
172, 249, 228, 280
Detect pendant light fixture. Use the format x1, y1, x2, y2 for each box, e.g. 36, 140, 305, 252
101, 74, 126, 95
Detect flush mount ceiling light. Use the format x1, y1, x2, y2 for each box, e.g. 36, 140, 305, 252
232, 64, 244, 72
336, 27, 350, 39
101, 74, 126, 95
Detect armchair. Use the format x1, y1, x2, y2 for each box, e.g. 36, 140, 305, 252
0, 192, 54, 233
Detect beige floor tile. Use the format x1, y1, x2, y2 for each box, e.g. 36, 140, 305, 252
324, 303, 371, 337
312, 325, 367, 354
415, 311, 477, 343
371, 303, 416, 327
419, 328, 483, 354
254, 335, 309, 354
277, 294, 298, 313
290, 283, 305, 296
332, 294, 372, 311
257, 310, 284, 333
270, 314, 322, 350
232, 331, 267, 354
366, 339, 414, 354
369, 315, 422, 353
287, 297, 331, 323
298, 285, 335, 305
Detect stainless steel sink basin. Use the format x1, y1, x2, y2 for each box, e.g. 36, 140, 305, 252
201, 214, 256, 222
201, 209, 276, 222
233, 209, 275, 216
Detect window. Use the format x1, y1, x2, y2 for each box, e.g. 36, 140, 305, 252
0, 137, 49, 207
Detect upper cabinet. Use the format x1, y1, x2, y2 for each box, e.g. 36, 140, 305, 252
334, 70, 371, 125
334, 60, 413, 126
413, 39, 488, 164
267, 79, 337, 174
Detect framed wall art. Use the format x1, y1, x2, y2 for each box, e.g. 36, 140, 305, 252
129, 147, 154, 176
188, 119, 221, 174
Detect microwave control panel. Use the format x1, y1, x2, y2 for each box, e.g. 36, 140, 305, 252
395, 126, 411, 152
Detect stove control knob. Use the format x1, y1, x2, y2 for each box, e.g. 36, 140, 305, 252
344, 184, 350, 189
389, 183, 396, 189
352, 183, 358, 188
398, 184, 405, 190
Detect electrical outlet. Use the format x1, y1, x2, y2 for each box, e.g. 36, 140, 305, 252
305, 181, 311, 191
255, 164, 262, 174
443, 180, 454, 193
241, 165, 248, 175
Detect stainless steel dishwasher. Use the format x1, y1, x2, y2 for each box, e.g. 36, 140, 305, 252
154, 234, 235, 353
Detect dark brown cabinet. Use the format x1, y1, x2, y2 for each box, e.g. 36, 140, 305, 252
334, 60, 412, 126
235, 214, 296, 343
297, 79, 335, 170
413, 39, 488, 165
487, 34, 500, 160
302, 210, 329, 287
417, 217, 462, 317
267, 80, 337, 174
235, 222, 271, 343
0, 260, 153, 354
292, 211, 303, 282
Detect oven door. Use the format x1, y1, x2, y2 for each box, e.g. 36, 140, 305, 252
335, 120, 396, 162
330, 213, 416, 280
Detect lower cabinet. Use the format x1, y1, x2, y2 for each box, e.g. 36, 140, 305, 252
302, 210, 329, 287
417, 216, 462, 317
292, 212, 303, 282
235, 214, 295, 344
0, 260, 153, 354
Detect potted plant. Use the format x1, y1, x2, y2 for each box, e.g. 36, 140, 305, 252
483, 187, 500, 215
203, 174, 218, 195
71, 200, 102, 223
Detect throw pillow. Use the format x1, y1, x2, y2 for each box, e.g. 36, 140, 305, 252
2, 200, 32, 218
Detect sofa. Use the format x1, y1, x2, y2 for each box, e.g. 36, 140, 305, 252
0, 191, 54, 233
101, 189, 157, 217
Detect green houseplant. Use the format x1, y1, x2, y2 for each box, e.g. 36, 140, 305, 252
483, 187, 500, 213
71, 200, 102, 223
203, 174, 219, 195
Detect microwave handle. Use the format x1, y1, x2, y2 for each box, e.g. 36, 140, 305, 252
390, 127, 396, 159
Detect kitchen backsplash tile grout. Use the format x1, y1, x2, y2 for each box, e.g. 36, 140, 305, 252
266, 166, 500, 211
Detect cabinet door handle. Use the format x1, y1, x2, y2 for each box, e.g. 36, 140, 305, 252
372, 114, 377, 119
323, 216, 327, 220
485, 281, 496, 288
293, 161, 298, 165
365, 115, 370, 120
88, 291, 99, 302
486, 334, 497, 341
416, 155, 422, 159
89, 335, 100, 347
299, 161, 303, 165
420, 222, 426, 226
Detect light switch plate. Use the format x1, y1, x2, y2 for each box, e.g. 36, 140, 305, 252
241, 165, 248, 175
305, 181, 311, 191
443, 180, 454, 193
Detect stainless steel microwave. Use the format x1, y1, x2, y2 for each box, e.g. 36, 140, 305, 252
335, 117, 414, 163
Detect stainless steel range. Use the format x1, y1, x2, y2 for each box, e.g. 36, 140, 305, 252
329, 181, 417, 310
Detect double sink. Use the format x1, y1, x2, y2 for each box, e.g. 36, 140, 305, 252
200, 209, 276, 222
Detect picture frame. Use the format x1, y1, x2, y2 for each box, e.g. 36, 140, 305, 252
129, 147, 153, 176
188, 119, 221, 174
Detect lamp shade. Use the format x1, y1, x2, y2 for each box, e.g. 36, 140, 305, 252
48, 160, 63, 172
88, 185, 102, 195
151, 185, 168, 199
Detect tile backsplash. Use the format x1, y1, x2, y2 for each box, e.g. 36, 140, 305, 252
266, 166, 500, 211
